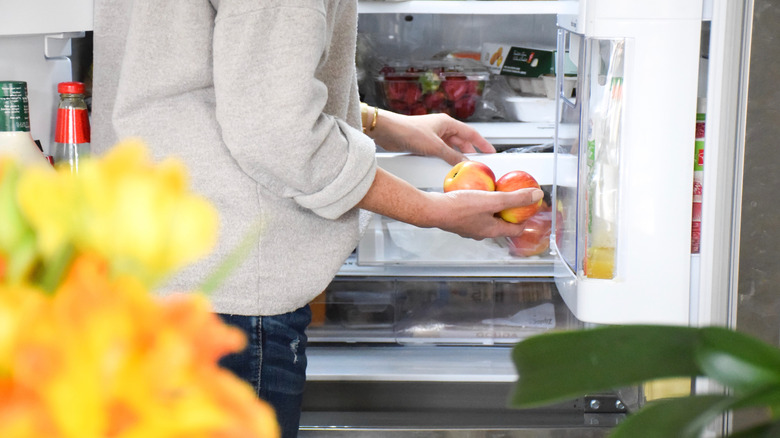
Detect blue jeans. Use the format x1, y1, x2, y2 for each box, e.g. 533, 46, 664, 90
217, 306, 311, 438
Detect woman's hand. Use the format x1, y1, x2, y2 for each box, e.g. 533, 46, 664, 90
358, 169, 544, 241
420, 188, 544, 240
367, 109, 496, 166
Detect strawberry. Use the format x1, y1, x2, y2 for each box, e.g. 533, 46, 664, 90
422, 91, 447, 112
410, 103, 428, 115
385, 80, 411, 101
387, 100, 409, 113
402, 84, 423, 105
453, 96, 476, 120
442, 76, 469, 101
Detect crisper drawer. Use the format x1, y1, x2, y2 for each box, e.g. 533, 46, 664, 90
307, 278, 579, 345
345, 152, 557, 277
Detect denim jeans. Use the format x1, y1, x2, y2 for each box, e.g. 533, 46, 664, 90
217, 306, 311, 438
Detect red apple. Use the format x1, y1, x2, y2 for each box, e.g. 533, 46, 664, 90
495, 170, 543, 223
507, 207, 552, 257
443, 161, 496, 192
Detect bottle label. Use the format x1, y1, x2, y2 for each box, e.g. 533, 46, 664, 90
0, 95, 31, 132
55, 107, 91, 143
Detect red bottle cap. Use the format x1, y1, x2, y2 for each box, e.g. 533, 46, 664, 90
58, 82, 85, 94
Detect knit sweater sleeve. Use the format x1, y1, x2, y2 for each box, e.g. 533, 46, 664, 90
211, 1, 376, 220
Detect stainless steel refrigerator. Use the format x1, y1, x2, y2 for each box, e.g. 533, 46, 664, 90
0, 0, 767, 436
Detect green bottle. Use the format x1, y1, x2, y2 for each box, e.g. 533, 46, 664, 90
0, 81, 51, 166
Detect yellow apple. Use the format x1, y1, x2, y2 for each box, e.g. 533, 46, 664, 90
443, 161, 496, 192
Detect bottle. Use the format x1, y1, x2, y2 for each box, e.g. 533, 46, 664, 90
0, 81, 52, 166
691, 97, 706, 254
51, 81, 91, 172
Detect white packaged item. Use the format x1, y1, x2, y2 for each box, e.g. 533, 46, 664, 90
504, 96, 556, 123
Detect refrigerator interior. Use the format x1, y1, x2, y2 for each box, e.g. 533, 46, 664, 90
357, 12, 560, 129
302, 5, 637, 435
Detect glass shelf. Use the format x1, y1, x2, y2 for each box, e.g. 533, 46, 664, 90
358, 1, 578, 15
470, 122, 555, 145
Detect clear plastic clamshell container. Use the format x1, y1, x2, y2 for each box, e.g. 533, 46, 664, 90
374, 58, 491, 121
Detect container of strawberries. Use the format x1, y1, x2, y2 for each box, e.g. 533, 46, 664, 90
374, 58, 490, 121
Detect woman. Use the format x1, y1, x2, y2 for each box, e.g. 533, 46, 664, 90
91, 1, 541, 436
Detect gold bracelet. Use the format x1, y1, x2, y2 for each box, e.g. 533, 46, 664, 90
360, 102, 369, 134
369, 106, 379, 132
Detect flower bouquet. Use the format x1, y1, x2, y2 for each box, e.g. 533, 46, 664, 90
0, 140, 279, 437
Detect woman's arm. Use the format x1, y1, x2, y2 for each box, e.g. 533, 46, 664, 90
357, 167, 543, 240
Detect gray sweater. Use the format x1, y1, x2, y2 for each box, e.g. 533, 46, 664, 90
92, 0, 377, 315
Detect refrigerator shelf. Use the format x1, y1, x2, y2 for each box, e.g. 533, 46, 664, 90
470, 122, 556, 145
338, 253, 554, 277
306, 345, 517, 382
0, 0, 93, 36
376, 152, 554, 188
358, 1, 578, 16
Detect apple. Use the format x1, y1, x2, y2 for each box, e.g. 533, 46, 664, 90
495, 170, 543, 223
507, 207, 552, 257
443, 161, 496, 192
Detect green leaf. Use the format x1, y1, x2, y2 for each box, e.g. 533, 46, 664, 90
696, 327, 780, 393
38, 244, 74, 294
610, 394, 732, 438
611, 387, 780, 438
511, 325, 703, 408
418, 71, 441, 93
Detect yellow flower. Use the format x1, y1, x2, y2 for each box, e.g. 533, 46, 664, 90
1, 139, 276, 437
16, 139, 219, 287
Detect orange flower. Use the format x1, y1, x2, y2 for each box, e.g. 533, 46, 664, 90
0, 254, 279, 438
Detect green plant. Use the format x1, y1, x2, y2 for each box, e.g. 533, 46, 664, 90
511, 325, 780, 437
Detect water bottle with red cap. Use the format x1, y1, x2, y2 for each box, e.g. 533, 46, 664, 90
52, 81, 91, 172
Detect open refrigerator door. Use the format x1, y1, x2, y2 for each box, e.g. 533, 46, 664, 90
552, 0, 704, 325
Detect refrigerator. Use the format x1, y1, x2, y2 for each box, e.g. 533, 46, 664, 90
0, 0, 756, 436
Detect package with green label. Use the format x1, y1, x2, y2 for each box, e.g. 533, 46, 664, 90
482, 43, 575, 78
